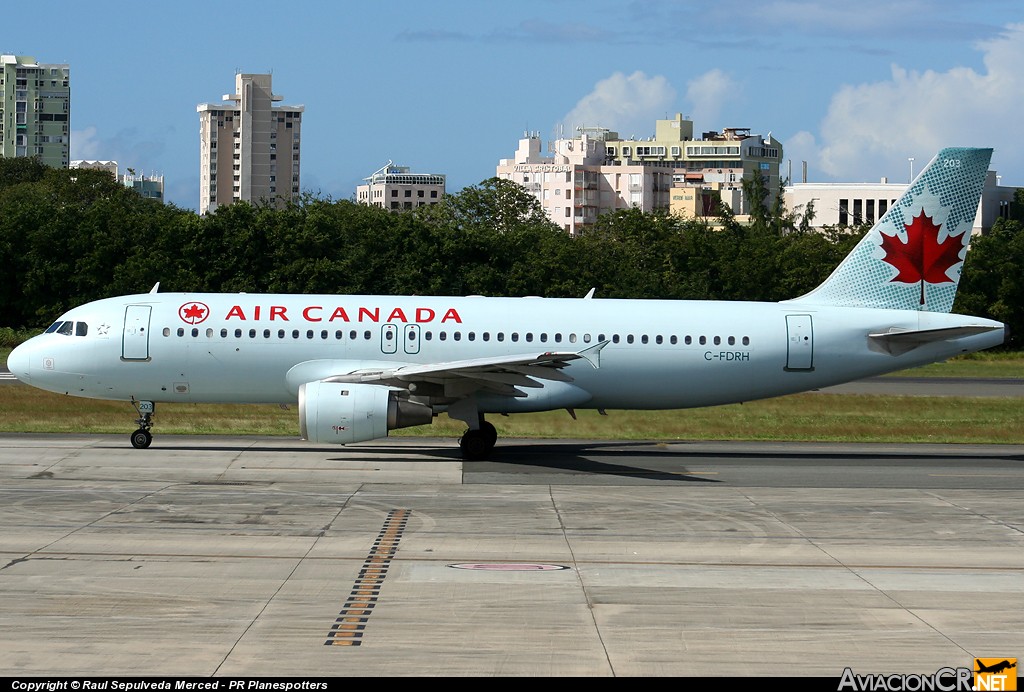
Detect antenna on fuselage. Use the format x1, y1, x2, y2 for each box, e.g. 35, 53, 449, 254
149, 282, 160, 294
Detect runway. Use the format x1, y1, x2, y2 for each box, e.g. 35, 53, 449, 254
1, 433, 1022, 677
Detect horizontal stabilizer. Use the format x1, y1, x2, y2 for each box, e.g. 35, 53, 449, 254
868, 325, 1002, 356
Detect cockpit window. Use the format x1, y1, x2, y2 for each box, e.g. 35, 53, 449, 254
45, 320, 88, 336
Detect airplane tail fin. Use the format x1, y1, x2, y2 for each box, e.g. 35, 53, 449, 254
786, 147, 992, 313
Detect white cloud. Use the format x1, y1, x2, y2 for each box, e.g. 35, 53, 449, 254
685, 69, 739, 128
560, 71, 676, 138
811, 23, 1024, 183
70, 126, 102, 160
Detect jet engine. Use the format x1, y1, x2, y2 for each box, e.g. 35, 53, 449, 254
298, 381, 433, 444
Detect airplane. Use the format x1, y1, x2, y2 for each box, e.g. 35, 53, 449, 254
6, 147, 1007, 460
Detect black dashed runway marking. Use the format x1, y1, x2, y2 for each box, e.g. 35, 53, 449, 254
324, 508, 410, 646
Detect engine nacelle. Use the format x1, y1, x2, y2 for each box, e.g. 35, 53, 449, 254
298, 381, 433, 444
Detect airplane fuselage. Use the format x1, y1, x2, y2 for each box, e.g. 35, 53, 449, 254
11, 292, 1006, 412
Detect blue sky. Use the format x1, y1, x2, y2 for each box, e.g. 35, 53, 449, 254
11, 0, 1024, 209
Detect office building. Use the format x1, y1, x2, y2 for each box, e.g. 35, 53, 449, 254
197, 73, 303, 214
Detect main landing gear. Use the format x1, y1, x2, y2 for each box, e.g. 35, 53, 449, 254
459, 418, 497, 461
130, 400, 155, 449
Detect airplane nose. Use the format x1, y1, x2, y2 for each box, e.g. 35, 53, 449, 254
6, 341, 32, 383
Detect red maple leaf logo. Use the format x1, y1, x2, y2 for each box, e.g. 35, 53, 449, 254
178, 302, 210, 325
879, 209, 964, 305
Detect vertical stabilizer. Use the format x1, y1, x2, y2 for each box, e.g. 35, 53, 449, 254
786, 147, 992, 312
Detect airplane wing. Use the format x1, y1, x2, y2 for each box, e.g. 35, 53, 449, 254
320, 341, 608, 398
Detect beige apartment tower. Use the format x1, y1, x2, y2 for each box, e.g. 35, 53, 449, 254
1, 55, 70, 168
198, 73, 303, 214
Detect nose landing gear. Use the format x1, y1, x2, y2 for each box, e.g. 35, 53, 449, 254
130, 400, 155, 449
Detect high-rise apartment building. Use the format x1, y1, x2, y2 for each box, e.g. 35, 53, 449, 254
496, 114, 782, 235
0, 55, 70, 168
197, 73, 303, 214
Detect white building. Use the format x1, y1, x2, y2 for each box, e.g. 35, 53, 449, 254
784, 171, 1015, 235
197, 73, 303, 214
356, 162, 445, 210
71, 160, 165, 202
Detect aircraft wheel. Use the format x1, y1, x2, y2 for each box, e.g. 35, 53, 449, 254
131, 428, 153, 449
459, 429, 493, 461
479, 420, 497, 447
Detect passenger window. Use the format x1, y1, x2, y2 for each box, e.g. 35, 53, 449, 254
685, 336, 692, 345
306, 330, 314, 339
293, 330, 300, 339
525, 333, 533, 342
349, 330, 357, 340
235, 329, 242, 338
249, 329, 257, 338
177, 328, 185, 337
278, 329, 285, 339
482, 332, 489, 341
263, 329, 271, 338
627, 335, 634, 344
221, 329, 228, 338
511, 333, 519, 342
728, 336, 735, 346
163, 327, 171, 337
742, 336, 750, 346
612, 334, 620, 344
714, 336, 721, 345
540, 333, 547, 343
656, 335, 663, 344
425, 331, 432, 341
321, 330, 328, 339
468, 332, 475, 341
699, 336, 706, 345
440, 332, 447, 341
598, 334, 605, 342
670, 335, 677, 345
363, 331, 371, 340
569, 334, 577, 344
554, 333, 562, 343
335, 330, 343, 340
641, 335, 648, 344
584, 334, 591, 343
206, 328, 214, 338
497, 333, 504, 342
454, 332, 462, 341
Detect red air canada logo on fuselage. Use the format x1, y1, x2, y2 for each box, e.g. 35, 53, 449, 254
221, 305, 463, 324
178, 302, 210, 325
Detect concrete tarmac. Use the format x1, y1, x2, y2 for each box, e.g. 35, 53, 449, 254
1, 433, 1022, 677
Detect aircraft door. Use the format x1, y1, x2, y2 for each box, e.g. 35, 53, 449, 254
404, 324, 421, 354
785, 314, 814, 371
122, 305, 152, 361
381, 324, 398, 354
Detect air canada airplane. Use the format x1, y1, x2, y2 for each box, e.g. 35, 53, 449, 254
7, 147, 1007, 459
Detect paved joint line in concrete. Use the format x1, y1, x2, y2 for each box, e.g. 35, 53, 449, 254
324, 508, 411, 647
